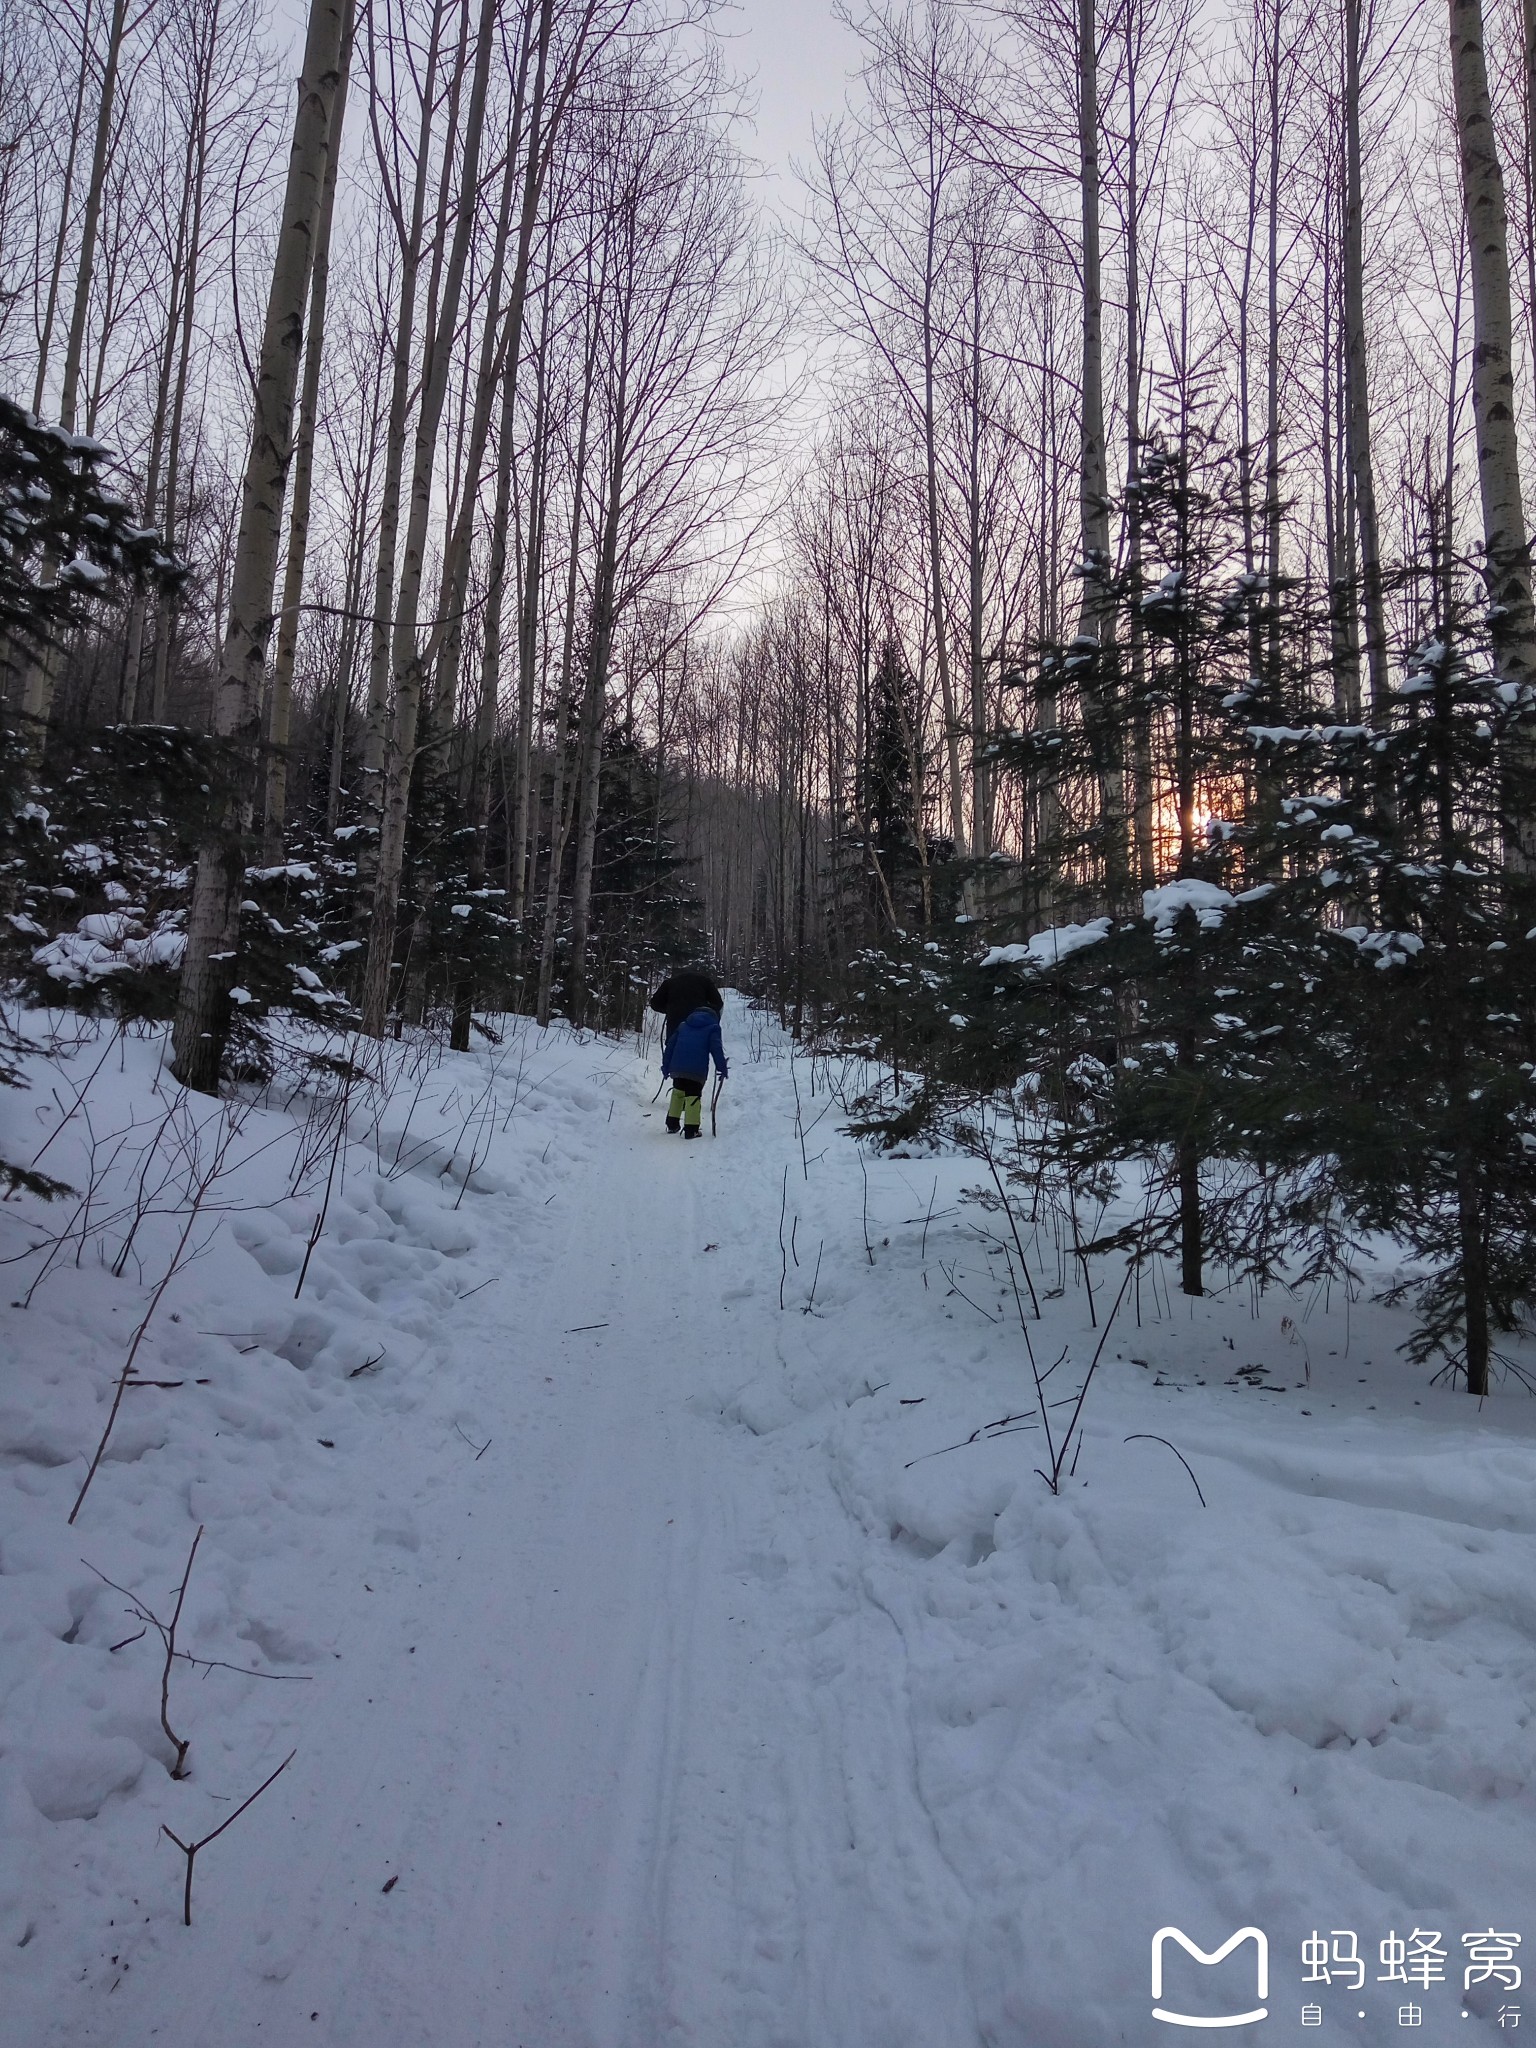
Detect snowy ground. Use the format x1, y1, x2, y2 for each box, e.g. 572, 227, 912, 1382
2, 999, 1534, 2046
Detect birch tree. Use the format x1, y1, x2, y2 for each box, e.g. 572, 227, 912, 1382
170, 0, 353, 1090
1449, 0, 1536, 692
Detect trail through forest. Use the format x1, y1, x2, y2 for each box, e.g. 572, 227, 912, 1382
137, 1050, 976, 2048
7, 1005, 1536, 2047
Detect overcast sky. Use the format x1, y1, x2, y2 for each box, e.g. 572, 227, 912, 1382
718, 0, 860, 207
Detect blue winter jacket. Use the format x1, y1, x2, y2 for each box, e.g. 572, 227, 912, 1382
664, 1006, 728, 1083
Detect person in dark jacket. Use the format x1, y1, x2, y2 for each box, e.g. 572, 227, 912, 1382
649, 965, 723, 1038
661, 1005, 728, 1138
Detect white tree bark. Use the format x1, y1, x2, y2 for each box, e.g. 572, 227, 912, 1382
1449, 0, 1536, 867
1450, 0, 1536, 688
170, 0, 353, 1092
263, 0, 355, 851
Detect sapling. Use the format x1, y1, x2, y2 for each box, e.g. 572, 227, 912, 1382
69, 1101, 252, 1522
451, 1069, 499, 1210
967, 1111, 1042, 1318
111, 1096, 187, 1278
1030, 1262, 1135, 1495
293, 1061, 356, 1298
84, 1525, 203, 1776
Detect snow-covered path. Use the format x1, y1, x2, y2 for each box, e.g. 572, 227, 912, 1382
8, 1004, 1536, 2046
227, 1080, 952, 2048
18, 1018, 978, 2048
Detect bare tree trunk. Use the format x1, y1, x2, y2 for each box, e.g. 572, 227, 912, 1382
965, 244, 991, 861
32, 0, 96, 416
535, 294, 597, 1029
1450, 0, 1536, 870
1343, 0, 1390, 736
1123, 25, 1155, 890
1263, 0, 1284, 697
1443, 226, 1465, 636
1033, 275, 1064, 923
920, 237, 965, 859
56, 0, 127, 437
326, 518, 369, 832
263, 0, 355, 853
170, 0, 352, 1092
120, 153, 194, 722
150, 15, 217, 725
1456, 1142, 1490, 1395
1523, 0, 1536, 383
448, 238, 550, 1052
322, 322, 387, 835
566, 431, 626, 1028
1178, 1128, 1203, 1295
1451, 0, 1536, 684
1074, 0, 1126, 909
22, 0, 130, 738
1248, 0, 1287, 872
1235, 48, 1259, 685
510, 266, 553, 934
426, 0, 553, 746
354, 0, 450, 907
1323, 178, 1362, 720
361, 0, 507, 1035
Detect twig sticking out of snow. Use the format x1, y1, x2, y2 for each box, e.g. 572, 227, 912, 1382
970, 1121, 1042, 1320
790, 1052, 809, 1180
69, 1106, 252, 1523
778, 1165, 790, 1311
448, 1067, 500, 1211
803, 1238, 824, 1315
938, 1258, 998, 1322
27, 1023, 122, 1171
904, 1410, 1040, 1470
1124, 1434, 1208, 1506
83, 1525, 204, 1775
1033, 1264, 1135, 1495
920, 1175, 939, 1261
158, 1526, 200, 1773
293, 1061, 356, 1298
161, 1749, 295, 1925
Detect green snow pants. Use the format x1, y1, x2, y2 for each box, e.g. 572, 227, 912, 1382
667, 1079, 705, 1130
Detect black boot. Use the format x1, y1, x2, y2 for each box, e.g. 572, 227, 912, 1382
683, 1125, 700, 1140
665, 1116, 680, 1133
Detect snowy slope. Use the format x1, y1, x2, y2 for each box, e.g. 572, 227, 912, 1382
2, 1001, 1534, 2045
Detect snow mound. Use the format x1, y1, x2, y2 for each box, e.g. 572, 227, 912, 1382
981, 917, 1112, 969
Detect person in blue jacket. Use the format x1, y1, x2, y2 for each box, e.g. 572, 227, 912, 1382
662, 1005, 728, 1138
